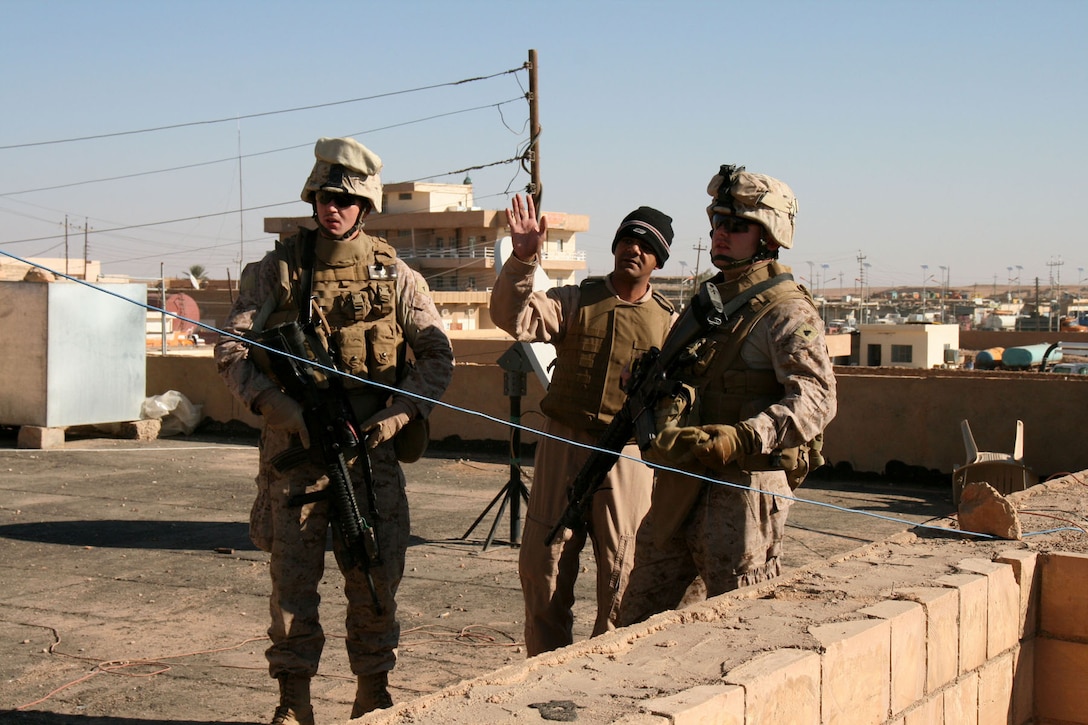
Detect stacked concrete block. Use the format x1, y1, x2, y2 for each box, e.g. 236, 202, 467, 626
809, 619, 891, 724
1035, 552, 1088, 724
857, 600, 927, 718
722, 649, 820, 724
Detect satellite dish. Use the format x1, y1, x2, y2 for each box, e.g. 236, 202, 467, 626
495, 236, 556, 389
165, 293, 199, 333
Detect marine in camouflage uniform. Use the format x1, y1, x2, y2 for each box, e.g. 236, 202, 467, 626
490, 195, 675, 656
214, 138, 453, 724
618, 165, 836, 626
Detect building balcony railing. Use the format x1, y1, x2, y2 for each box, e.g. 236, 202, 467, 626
398, 246, 495, 260
542, 250, 587, 261
397, 247, 586, 262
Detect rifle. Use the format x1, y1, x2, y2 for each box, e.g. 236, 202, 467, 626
249, 319, 384, 614
544, 273, 799, 545
544, 281, 725, 545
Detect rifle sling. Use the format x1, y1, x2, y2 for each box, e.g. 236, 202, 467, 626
716, 273, 795, 323
289, 489, 330, 507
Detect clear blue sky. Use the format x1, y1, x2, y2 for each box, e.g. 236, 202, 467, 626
2, 0, 1085, 295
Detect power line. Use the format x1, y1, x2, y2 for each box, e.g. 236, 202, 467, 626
0, 66, 527, 151
0, 154, 527, 249
0, 98, 524, 198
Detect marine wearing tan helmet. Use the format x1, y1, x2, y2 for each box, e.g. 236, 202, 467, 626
301, 136, 384, 213
706, 164, 798, 250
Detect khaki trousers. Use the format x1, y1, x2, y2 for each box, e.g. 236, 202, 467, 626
518, 418, 653, 656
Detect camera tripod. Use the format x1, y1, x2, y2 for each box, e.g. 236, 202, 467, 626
461, 343, 533, 551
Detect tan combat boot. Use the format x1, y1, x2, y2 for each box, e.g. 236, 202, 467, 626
350, 671, 393, 718
271, 674, 315, 725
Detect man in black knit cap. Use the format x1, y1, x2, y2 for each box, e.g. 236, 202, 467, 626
490, 194, 676, 655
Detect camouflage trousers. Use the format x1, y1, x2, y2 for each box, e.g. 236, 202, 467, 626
618, 467, 791, 627
251, 425, 409, 679
518, 418, 654, 656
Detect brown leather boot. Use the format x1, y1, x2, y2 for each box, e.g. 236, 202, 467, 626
270, 675, 315, 725
350, 671, 393, 718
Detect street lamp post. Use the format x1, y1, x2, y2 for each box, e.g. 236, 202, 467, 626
921, 264, 928, 317
939, 265, 948, 323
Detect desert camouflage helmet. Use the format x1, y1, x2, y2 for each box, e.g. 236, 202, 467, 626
301, 137, 384, 213
706, 165, 798, 249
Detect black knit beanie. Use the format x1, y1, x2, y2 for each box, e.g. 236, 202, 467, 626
612, 206, 674, 268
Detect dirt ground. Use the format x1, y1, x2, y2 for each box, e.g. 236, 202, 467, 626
1, 428, 1083, 724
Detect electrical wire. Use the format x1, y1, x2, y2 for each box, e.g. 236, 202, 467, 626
0, 98, 525, 199
0, 65, 527, 151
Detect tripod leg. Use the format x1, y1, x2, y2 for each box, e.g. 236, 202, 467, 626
482, 490, 513, 552
461, 483, 511, 540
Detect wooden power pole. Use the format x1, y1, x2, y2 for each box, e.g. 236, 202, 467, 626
527, 49, 542, 213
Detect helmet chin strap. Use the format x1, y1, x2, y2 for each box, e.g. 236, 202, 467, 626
312, 207, 366, 242
712, 239, 779, 271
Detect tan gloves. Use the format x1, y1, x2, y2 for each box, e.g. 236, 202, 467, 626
691, 422, 758, 473
255, 388, 310, 448
360, 400, 415, 449
646, 385, 704, 466
647, 425, 709, 466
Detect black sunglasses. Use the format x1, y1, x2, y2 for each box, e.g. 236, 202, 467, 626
316, 190, 358, 208
711, 214, 755, 233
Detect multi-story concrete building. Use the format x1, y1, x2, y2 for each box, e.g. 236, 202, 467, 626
264, 180, 589, 331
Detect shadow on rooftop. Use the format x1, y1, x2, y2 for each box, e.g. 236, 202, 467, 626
0, 519, 257, 551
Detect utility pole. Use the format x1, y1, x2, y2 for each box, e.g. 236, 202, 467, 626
855, 252, 867, 323
64, 215, 70, 276
83, 217, 89, 279
527, 49, 542, 214
237, 122, 245, 284
1047, 255, 1063, 318
693, 238, 707, 284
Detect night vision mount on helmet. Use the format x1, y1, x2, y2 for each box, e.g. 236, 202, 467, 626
706, 164, 798, 250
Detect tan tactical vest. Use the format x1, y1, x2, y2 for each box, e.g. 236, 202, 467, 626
540, 277, 674, 432
689, 261, 812, 424
261, 229, 404, 395
682, 260, 823, 487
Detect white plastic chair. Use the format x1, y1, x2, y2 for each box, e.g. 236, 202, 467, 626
960, 419, 1024, 465
953, 419, 1036, 504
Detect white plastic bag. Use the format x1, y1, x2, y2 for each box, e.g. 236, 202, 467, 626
141, 390, 203, 436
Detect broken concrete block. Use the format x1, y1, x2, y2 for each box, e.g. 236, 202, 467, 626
958, 481, 1022, 541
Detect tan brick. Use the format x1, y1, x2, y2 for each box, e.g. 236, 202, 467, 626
956, 558, 1021, 657
996, 549, 1039, 639
1039, 551, 1088, 641
810, 618, 890, 725
1035, 636, 1088, 723
977, 652, 1013, 724
859, 600, 926, 717
942, 672, 979, 725
1011, 641, 1033, 725
644, 684, 743, 725
899, 587, 959, 692
903, 694, 943, 725
937, 573, 988, 674
723, 648, 820, 724
16, 425, 65, 449
117, 418, 162, 440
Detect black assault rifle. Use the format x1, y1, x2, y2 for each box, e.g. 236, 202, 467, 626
544, 281, 725, 545
250, 320, 384, 613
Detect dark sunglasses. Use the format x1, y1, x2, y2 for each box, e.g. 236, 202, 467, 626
711, 214, 754, 233
316, 190, 358, 208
